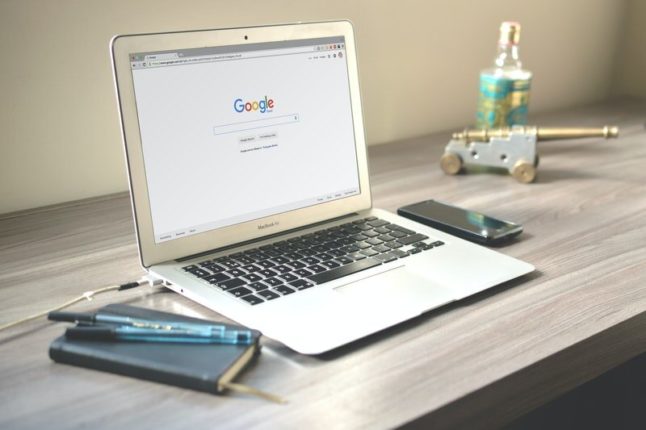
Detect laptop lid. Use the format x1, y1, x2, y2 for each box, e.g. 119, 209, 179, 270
111, 21, 372, 268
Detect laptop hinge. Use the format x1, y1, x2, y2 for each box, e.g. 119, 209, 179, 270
176, 212, 359, 263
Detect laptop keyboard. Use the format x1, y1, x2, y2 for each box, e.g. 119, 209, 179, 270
181, 216, 444, 305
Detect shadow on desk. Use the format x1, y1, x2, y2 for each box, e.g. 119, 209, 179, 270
504, 352, 646, 430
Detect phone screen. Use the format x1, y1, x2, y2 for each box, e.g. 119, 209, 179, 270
399, 200, 521, 241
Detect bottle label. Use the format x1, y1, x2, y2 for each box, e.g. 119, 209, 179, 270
476, 74, 531, 128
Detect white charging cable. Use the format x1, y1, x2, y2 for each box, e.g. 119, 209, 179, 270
0, 276, 164, 332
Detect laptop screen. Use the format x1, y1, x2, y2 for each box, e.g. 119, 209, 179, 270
129, 37, 361, 243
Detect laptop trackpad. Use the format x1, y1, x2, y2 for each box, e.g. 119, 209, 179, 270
334, 266, 455, 312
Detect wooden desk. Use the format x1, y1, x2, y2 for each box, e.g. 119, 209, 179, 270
2, 100, 645, 429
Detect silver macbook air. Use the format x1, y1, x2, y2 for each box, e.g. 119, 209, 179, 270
111, 21, 534, 354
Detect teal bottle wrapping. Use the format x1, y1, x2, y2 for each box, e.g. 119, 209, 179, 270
476, 74, 531, 128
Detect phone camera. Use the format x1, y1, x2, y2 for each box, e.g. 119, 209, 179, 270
244, 35, 248, 40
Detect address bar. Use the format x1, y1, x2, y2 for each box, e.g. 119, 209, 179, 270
146, 46, 316, 67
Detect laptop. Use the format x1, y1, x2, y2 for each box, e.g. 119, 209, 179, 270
111, 21, 534, 354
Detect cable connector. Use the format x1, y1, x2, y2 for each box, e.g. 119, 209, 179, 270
119, 275, 164, 291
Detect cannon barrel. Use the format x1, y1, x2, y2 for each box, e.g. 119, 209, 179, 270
452, 126, 619, 142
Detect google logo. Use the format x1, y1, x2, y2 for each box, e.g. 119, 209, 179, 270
234, 96, 275, 113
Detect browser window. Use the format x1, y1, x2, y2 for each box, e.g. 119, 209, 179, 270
130, 37, 360, 243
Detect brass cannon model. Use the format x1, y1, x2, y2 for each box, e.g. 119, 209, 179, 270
440, 126, 619, 183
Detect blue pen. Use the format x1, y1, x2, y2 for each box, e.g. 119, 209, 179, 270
49, 311, 227, 336
65, 325, 254, 345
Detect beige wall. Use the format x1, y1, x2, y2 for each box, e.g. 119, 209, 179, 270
614, 0, 646, 98
0, 0, 634, 214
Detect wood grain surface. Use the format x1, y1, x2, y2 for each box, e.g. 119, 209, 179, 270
1, 99, 645, 430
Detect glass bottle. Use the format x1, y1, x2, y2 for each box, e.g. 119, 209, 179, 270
476, 21, 532, 128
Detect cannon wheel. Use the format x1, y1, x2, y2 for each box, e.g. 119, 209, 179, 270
440, 153, 463, 175
511, 161, 537, 183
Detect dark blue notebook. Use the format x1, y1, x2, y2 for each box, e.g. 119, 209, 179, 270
49, 304, 261, 395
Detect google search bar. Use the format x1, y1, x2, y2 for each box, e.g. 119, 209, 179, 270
213, 113, 300, 136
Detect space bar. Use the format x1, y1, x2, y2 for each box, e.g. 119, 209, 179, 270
307, 258, 382, 284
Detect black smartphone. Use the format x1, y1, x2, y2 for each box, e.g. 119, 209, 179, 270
397, 199, 523, 245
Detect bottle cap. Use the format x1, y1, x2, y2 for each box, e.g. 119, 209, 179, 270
499, 21, 521, 45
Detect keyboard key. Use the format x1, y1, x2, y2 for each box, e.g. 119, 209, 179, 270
227, 286, 253, 297
315, 253, 334, 261
386, 241, 403, 249
391, 249, 409, 258
264, 277, 283, 287
360, 248, 379, 257
388, 230, 408, 238
366, 237, 383, 246
271, 256, 290, 265
365, 216, 377, 221
227, 268, 247, 277
248, 282, 269, 291
234, 256, 255, 265
409, 248, 422, 254
336, 256, 354, 265
222, 260, 241, 269
285, 252, 304, 261
367, 219, 389, 227
362, 230, 380, 238
341, 226, 361, 235
308, 264, 327, 273
348, 252, 366, 260
204, 273, 231, 284
184, 267, 210, 278
279, 273, 299, 283
311, 245, 329, 253
220, 278, 247, 290
257, 260, 276, 269
259, 268, 279, 278
387, 224, 415, 234
202, 263, 226, 273
262, 249, 281, 258
378, 234, 396, 242
340, 245, 360, 254
273, 265, 292, 274
300, 248, 317, 257
308, 257, 381, 284
241, 264, 261, 273
258, 290, 280, 300
328, 249, 346, 257
295, 268, 314, 277
289, 279, 314, 290
321, 260, 341, 269
372, 245, 391, 253
397, 233, 429, 246
302, 256, 320, 265
374, 252, 398, 263
355, 223, 373, 231
241, 273, 263, 283
431, 240, 445, 247
286, 260, 306, 269
321, 239, 339, 247
274, 285, 296, 295
355, 241, 372, 249
374, 226, 391, 234
291, 241, 310, 250
241, 295, 264, 305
